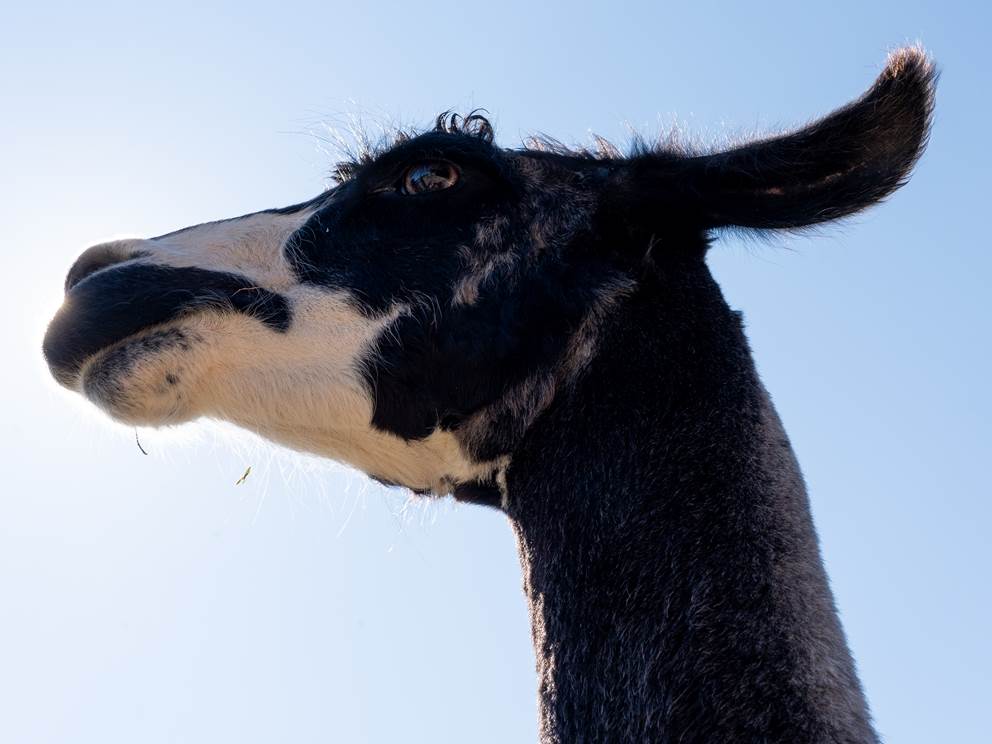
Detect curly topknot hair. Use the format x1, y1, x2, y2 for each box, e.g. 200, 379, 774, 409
330, 109, 496, 184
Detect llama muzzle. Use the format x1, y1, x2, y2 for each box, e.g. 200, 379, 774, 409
42, 261, 290, 387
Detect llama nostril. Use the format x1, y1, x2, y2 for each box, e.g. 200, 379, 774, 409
64, 241, 147, 293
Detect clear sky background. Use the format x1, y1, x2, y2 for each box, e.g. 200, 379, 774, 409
2, 2, 989, 742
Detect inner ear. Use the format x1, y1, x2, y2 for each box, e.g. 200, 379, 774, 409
620, 47, 936, 232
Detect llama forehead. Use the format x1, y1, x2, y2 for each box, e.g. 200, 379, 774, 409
331, 126, 602, 222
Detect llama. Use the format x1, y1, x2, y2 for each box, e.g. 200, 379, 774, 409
43, 48, 935, 743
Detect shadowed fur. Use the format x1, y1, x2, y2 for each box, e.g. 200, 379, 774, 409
42, 48, 936, 743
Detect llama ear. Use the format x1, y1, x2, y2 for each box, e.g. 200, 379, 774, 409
622, 47, 936, 231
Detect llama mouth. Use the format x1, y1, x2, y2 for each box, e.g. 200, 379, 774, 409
43, 263, 291, 388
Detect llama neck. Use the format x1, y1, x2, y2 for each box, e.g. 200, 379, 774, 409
503, 260, 878, 744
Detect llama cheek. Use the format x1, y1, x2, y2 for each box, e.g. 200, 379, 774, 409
181, 306, 379, 448
198, 361, 492, 493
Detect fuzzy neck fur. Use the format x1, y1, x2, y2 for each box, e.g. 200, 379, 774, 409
503, 252, 878, 744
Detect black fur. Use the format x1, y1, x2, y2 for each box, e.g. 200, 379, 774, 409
610, 48, 936, 233
508, 259, 877, 742
281, 49, 932, 742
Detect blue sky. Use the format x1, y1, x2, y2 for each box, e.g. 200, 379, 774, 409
2, 2, 989, 742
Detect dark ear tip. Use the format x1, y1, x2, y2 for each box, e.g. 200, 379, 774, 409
860, 45, 938, 173
877, 45, 939, 111
882, 45, 937, 82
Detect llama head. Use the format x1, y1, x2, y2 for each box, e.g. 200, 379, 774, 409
43, 48, 935, 498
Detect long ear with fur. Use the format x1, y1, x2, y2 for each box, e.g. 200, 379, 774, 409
623, 47, 936, 231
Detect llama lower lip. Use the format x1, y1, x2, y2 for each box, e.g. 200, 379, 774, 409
43, 263, 291, 387
79, 325, 192, 396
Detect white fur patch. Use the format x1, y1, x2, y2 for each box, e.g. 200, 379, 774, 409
147, 210, 312, 290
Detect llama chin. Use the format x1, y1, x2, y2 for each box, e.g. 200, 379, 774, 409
79, 324, 202, 426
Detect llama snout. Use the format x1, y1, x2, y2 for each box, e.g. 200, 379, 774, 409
63, 239, 149, 293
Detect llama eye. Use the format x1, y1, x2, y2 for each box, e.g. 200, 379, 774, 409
402, 161, 459, 195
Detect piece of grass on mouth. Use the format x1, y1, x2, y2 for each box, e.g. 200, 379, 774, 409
235, 466, 252, 485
